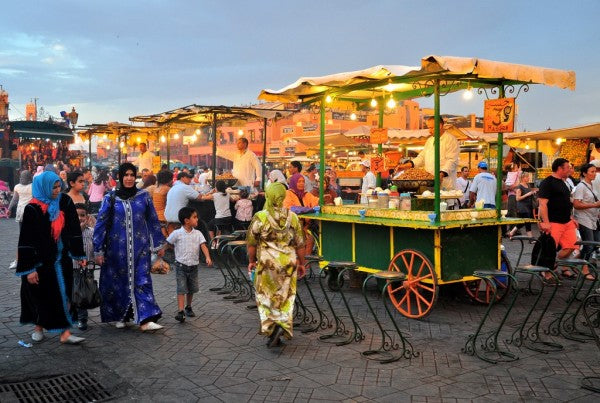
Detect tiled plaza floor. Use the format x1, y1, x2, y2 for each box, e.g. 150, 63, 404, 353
0, 218, 598, 402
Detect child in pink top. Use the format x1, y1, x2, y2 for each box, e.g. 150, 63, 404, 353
234, 189, 253, 229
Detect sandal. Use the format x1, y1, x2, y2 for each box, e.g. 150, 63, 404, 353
543, 273, 560, 285
584, 273, 596, 281
560, 269, 576, 279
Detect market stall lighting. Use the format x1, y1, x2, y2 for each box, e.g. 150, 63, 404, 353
160, 135, 166, 143
191, 134, 197, 142
106, 145, 110, 150
238, 129, 244, 136
325, 95, 332, 103
386, 96, 396, 109
462, 84, 474, 100
136, 136, 141, 143
119, 141, 125, 148
102, 134, 108, 139
350, 112, 357, 121
195, 128, 201, 135
555, 137, 564, 145
370, 98, 378, 108
173, 133, 180, 140
525, 144, 530, 149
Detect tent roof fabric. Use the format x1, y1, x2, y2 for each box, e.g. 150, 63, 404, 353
506, 123, 600, 141
129, 104, 295, 125
258, 55, 575, 103
10, 120, 73, 140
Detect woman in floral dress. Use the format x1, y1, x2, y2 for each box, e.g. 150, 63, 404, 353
246, 182, 305, 347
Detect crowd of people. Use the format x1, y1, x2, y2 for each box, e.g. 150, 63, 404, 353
7, 128, 600, 349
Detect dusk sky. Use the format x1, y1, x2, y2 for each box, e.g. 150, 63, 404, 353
2, 0, 599, 131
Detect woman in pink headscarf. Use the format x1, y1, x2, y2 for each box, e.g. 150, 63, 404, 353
283, 173, 319, 255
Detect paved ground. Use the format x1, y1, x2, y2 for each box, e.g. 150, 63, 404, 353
0, 217, 599, 402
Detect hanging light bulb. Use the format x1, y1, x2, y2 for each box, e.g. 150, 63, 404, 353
191, 134, 197, 142
160, 135, 166, 143
525, 144, 530, 150
350, 112, 357, 121
106, 145, 110, 150
195, 128, 201, 135
386, 96, 396, 109
325, 95, 332, 103
370, 98, 378, 108
238, 129, 244, 136
102, 134, 108, 139
462, 84, 474, 100
173, 133, 180, 140
136, 136, 141, 143
119, 141, 125, 148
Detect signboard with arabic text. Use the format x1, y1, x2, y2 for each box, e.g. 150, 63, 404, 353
370, 156, 385, 173
370, 127, 388, 144
483, 97, 516, 133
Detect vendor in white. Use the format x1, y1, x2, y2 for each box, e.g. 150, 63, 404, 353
343, 160, 376, 204
469, 161, 497, 209
217, 138, 262, 188
135, 143, 155, 174
395, 117, 459, 192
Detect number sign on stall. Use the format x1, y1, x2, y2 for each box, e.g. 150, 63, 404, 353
483, 98, 516, 133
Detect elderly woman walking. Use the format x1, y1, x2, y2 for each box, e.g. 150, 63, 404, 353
93, 163, 166, 331
247, 182, 306, 347
16, 171, 87, 344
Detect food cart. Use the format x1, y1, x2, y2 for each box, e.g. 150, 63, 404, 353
259, 55, 575, 318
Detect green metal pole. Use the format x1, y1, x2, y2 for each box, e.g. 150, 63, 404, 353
212, 112, 217, 184
262, 117, 267, 190
88, 135, 92, 170
319, 99, 325, 205
166, 128, 171, 170
433, 80, 441, 223
377, 102, 384, 187
496, 86, 505, 218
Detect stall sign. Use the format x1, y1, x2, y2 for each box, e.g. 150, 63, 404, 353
182, 135, 196, 145
269, 147, 280, 155
302, 124, 318, 135
370, 156, 385, 173
284, 146, 295, 155
282, 126, 295, 135
384, 151, 402, 170
483, 98, 515, 133
370, 127, 388, 144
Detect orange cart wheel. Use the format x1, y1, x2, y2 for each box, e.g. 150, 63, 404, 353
387, 249, 438, 319
463, 252, 513, 304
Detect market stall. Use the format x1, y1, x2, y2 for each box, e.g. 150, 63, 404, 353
259, 55, 575, 317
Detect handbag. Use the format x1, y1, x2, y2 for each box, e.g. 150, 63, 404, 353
72, 264, 101, 309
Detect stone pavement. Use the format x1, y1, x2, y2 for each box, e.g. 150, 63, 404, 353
0, 217, 599, 402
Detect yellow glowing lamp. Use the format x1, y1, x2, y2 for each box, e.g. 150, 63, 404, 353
325, 95, 332, 103
195, 128, 201, 135
370, 98, 377, 108
386, 97, 396, 109
350, 112, 357, 121
238, 129, 244, 136
160, 135, 166, 143
119, 141, 125, 148
191, 134, 197, 142
173, 133, 180, 140
136, 136, 141, 143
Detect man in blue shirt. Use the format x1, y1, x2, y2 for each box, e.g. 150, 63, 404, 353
468, 161, 497, 209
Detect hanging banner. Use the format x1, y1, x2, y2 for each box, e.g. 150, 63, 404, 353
370, 156, 385, 173
483, 97, 515, 133
370, 127, 388, 144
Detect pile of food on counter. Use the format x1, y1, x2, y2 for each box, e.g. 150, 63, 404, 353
395, 168, 435, 180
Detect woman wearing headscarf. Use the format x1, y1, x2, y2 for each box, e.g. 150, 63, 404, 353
93, 163, 166, 331
16, 171, 86, 344
8, 171, 34, 269
267, 169, 288, 188
247, 183, 305, 347
33, 166, 44, 178
283, 173, 319, 255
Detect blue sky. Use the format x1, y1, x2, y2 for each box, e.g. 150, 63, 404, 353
1, 0, 599, 131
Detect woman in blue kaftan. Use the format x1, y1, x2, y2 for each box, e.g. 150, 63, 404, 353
93, 163, 166, 330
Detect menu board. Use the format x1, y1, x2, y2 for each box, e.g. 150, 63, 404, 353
370, 127, 389, 144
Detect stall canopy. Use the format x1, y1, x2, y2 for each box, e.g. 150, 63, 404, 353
130, 104, 295, 184
345, 125, 478, 143
506, 122, 600, 141
10, 120, 73, 140
258, 54, 575, 218
259, 55, 575, 103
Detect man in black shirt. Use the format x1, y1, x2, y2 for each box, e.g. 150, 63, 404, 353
538, 158, 578, 277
